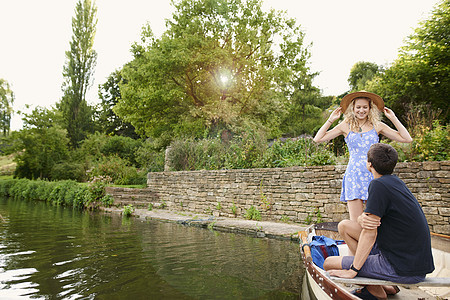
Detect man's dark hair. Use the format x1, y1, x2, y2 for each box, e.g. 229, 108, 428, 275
367, 143, 398, 175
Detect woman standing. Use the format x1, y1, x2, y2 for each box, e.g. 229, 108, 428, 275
313, 91, 412, 221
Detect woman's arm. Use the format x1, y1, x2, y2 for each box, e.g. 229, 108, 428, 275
313, 107, 346, 143
377, 107, 413, 143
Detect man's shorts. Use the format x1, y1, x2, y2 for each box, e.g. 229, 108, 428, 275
341, 244, 425, 284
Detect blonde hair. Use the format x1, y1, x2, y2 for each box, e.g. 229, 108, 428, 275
343, 97, 381, 132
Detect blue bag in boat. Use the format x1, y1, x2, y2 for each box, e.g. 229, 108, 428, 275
310, 235, 340, 269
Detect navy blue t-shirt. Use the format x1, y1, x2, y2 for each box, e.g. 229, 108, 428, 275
365, 175, 435, 276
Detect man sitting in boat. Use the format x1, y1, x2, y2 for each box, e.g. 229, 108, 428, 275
323, 143, 435, 300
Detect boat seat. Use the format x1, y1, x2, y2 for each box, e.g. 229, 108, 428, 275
327, 274, 450, 287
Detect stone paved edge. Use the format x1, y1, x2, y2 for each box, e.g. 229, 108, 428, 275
100, 207, 307, 241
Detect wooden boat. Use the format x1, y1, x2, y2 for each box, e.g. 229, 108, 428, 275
299, 223, 450, 300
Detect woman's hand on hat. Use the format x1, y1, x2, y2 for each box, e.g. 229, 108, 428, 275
328, 107, 342, 123
383, 107, 397, 120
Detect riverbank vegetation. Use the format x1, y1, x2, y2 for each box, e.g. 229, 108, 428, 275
0, 177, 113, 210
0, 0, 447, 187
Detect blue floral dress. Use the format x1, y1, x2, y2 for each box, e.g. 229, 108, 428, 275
340, 128, 379, 202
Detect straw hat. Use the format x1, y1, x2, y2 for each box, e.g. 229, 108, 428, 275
340, 91, 385, 112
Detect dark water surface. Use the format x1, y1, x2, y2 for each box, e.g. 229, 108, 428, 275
0, 197, 306, 299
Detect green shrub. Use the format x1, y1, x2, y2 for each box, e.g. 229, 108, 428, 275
101, 136, 142, 166
165, 134, 337, 171
231, 202, 237, 216
122, 204, 134, 217
135, 141, 165, 172
0, 178, 16, 197
51, 162, 86, 182
166, 138, 199, 171
256, 138, 336, 168
72, 186, 90, 209
22, 180, 41, 200
9, 179, 30, 200
386, 121, 449, 162
244, 205, 261, 221
411, 121, 449, 161
77, 132, 109, 161
48, 180, 79, 205
167, 137, 228, 171
88, 155, 146, 185
224, 131, 266, 169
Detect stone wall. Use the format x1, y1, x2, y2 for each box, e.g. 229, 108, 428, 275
105, 161, 450, 235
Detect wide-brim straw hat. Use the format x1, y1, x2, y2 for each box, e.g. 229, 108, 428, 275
340, 91, 385, 112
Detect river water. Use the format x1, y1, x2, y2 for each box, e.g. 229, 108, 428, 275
0, 197, 307, 299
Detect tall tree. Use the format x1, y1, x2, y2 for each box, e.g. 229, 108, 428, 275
369, 0, 449, 123
115, 0, 317, 143
0, 79, 14, 135
59, 0, 98, 147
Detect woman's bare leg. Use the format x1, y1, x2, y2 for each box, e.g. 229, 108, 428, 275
338, 219, 361, 255
347, 199, 364, 221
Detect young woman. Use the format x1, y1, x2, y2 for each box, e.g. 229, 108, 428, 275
313, 91, 412, 221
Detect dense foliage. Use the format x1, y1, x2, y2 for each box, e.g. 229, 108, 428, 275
368, 0, 449, 123
0, 178, 113, 209
165, 134, 337, 171
387, 120, 450, 162
115, 0, 325, 146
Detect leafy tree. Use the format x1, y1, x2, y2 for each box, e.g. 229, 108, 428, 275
369, 0, 449, 122
348, 61, 381, 91
0, 79, 14, 136
115, 0, 317, 144
58, 0, 98, 147
97, 70, 138, 138
14, 107, 70, 180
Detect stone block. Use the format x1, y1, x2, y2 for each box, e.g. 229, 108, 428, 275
324, 203, 347, 213
295, 193, 309, 200
435, 171, 449, 178
422, 207, 439, 215
399, 173, 417, 179
417, 193, 441, 201
438, 178, 450, 184
417, 171, 433, 179
297, 212, 308, 221
423, 161, 441, 171
438, 207, 450, 216
315, 194, 329, 200
291, 182, 307, 189
433, 224, 450, 235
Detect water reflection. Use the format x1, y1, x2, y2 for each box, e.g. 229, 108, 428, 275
0, 197, 306, 299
